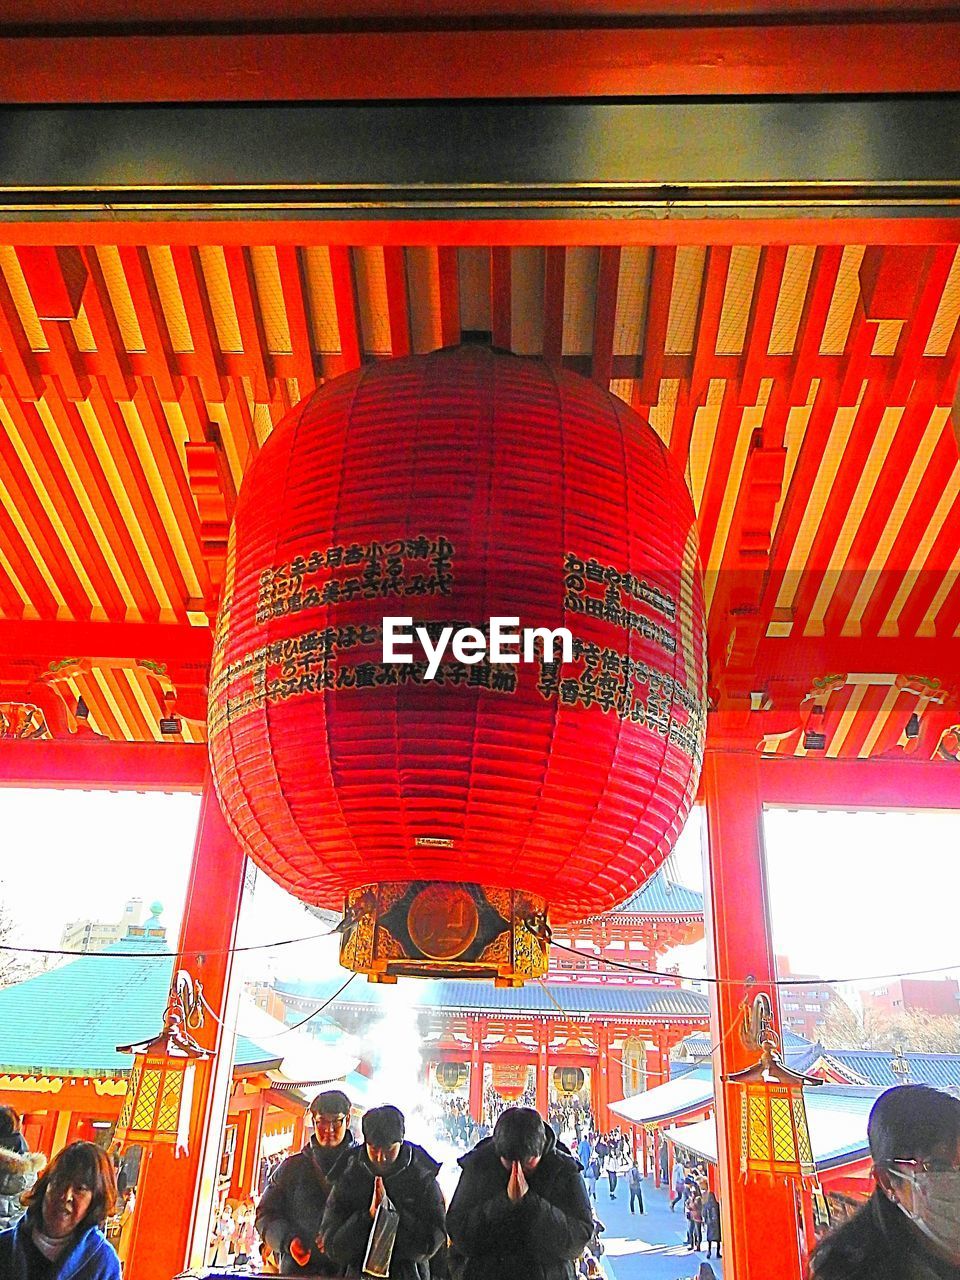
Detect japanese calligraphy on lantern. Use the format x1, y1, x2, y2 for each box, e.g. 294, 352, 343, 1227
256, 535, 455, 622
563, 552, 677, 655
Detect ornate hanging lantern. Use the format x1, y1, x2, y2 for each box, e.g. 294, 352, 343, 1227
434, 1061, 468, 1091
553, 1066, 586, 1096
209, 347, 706, 984
729, 995, 821, 1181
114, 972, 210, 1156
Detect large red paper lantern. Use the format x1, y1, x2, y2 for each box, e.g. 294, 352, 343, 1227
210, 347, 705, 983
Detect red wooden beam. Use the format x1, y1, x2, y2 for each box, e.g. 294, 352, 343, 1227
747, 635, 960, 690
79, 247, 137, 401
637, 245, 676, 407
0, 738, 205, 791
757, 755, 960, 810
133, 379, 214, 601
821, 388, 937, 637
783, 384, 890, 634
118, 246, 181, 401
689, 245, 731, 407
541, 247, 565, 365
42, 381, 159, 621
490, 247, 512, 352
1, 218, 959, 253
0, 619, 211, 674
5, 391, 125, 619
437, 247, 461, 348
2, 23, 959, 103
382, 245, 411, 358
0, 271, 43, 402
860, 422, 957, 637
326, 245, 361, 375
223, 245, 272, 404
591, 245, 620, 388
740, 245, 788, 404
170, 245, 227, 404
14, 246, 87, 320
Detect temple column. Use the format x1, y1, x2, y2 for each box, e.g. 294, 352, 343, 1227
125, 781, 246, 1280
653, 1127, 661, 1188
468, 1016, 484, 1121
702, 749, 802, 1280
596, 1025, 610, 1127
535, 1024, 549, 1116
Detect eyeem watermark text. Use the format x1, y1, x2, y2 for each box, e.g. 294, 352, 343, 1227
383, 617, 573, 681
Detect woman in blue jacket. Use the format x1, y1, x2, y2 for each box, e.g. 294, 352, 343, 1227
0, 1141, 121, 1280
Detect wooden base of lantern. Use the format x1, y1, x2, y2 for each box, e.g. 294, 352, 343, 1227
338, 881, 550, 985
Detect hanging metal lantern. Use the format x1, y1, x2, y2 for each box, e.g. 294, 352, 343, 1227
729, 996, 821, 1181
435, 1061, 468, 1091
115, 972, 210, 1156
209, 347, 706, 984
553, 1066, 586, 1096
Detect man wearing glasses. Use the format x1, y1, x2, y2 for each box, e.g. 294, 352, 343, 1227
256, 1090, 356, 1275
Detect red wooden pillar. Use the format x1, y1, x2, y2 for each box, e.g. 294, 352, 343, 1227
468, 1016, 484, 1121
125, 781, 246, 1280
535, 1024, 550, 1117
703, 749, 802, 1280
596, 1025, 610, 1128
653, 1127, 662, 1188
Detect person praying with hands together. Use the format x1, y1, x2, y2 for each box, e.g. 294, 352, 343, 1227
447, 1107, 594, 1280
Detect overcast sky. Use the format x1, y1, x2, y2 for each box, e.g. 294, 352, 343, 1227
1, 788, 958, 992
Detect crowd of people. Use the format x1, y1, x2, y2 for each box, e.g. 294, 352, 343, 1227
669, 1163, 721, 1257
1, 1083, 958, 1279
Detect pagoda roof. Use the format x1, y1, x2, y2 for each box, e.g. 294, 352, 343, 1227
663, 1084, 884, 1173
277, 976, 709, 1021
602, 871, 704, 919
0, 934, 349, 1081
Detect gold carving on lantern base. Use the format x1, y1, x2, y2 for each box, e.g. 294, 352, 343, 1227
339, 882, 549, 986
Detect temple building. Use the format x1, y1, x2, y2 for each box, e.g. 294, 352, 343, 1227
273, 868, 710, 1130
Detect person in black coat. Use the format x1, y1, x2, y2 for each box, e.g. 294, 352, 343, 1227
255, 1089, 357, 1275
446, 1106, 594, 1280
319, 1104, 445, 1280
809, 1085, 960, 1280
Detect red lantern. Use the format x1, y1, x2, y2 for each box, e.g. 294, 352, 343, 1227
492, 1040, 531, 1102
210, 348, 706, 982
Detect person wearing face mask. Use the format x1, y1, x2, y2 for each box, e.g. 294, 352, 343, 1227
446, 1106, 594, 1280
0, 1141, 120, 1280
255, 1089, 357, 1275
319, 1105, 445, 1279
810, 1084, 960, 1280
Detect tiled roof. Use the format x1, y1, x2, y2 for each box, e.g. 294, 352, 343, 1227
0, 935, 296, 1077
820, 1049, 960, 1091
673, 1028, 814, 1062
663, 1084, 884, 1172
606, 871, 704, 917
277, 976, 710, 1020
609, 1066, 715, 1126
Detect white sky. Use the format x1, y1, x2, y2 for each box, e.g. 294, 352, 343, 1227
1, 788, 959, 994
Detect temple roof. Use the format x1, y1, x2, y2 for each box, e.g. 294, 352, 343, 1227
277, 976, 710, 1021
609, 1065, 715, 1126
605, 870, 704, 918
804, 1047, 960, 1091
0, 934, 351, 1080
